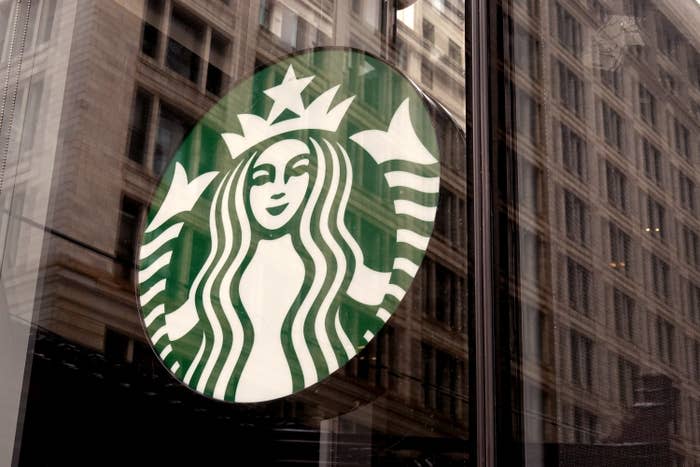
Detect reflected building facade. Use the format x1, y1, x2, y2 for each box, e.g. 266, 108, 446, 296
500, 0, 700, 464
0, 0, 469, 465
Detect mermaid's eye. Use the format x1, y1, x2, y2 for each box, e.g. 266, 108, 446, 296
291, 158, 309, 170
251, 165, 274, 185
285, 155, 310, 181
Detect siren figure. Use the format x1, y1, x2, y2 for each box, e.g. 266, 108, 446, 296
137, 57, 440, 404
158, 66, 389, 402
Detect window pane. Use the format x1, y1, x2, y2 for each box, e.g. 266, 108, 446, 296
497, 0, 700, 464
0, 1, 471, 466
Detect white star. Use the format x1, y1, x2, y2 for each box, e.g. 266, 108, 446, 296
263, 65, 314, 123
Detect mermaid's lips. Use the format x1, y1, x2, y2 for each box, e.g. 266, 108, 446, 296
266, 202, 288, 216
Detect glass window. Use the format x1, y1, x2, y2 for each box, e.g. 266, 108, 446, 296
567, 257, 591, 315
557, 60, 584, 117
646, 194, 666, 241
495, 1, 700, 464
564, 189, 588, 246
555, 2, 582, 57
561, 122, 586, 180
601, 66, 622, 96
679, 172, 696, 214
613, 288, 635, 342
511, 22, 540, 80
0, 2, 470, 466
606, 161, 627, 212
639, 83, 657, 127
674, 118, 691, 161
601, 100, 624, 152
126, 89, 153, 164
153, 102, 194, 175
642, 138, 662, 186
166, 8, 204, 83
609, 222, 631, 275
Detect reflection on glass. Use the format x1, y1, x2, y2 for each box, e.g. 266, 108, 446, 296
501, 0, 700, 465
0, 0, 469, 465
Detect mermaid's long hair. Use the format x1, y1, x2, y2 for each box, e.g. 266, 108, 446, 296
183, 130, 361, 401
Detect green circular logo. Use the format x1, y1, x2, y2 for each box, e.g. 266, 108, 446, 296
137, 49, 441, 403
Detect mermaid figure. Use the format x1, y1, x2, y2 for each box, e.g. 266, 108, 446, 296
160, 68, 391, 402
138, 61, 440, 403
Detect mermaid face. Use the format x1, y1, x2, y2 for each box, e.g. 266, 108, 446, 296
249, 138, 311, 231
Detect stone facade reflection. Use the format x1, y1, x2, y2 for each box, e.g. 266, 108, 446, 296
502, 0, 700, 464
0, 0, 469, 465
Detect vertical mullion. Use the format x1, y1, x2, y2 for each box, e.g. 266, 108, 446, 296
471, 0, 495, 466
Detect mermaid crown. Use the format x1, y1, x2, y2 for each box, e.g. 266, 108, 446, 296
222, 65, 355, 160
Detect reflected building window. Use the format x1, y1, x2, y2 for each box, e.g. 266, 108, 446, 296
681, 225, 700, 269
351, 0, 381, 31
517, 159, 542, 214
605, 161, 627, 213
422, 342, 466, 420
690, 339, 700, 382
656, 14, 682, 63
557, 60, 585, 117
154, 103, 194, 176
601, 100, 624, 152
522, 305, 546, 365
421, 58, 433, 88
689, 49, 700, 91
514, 85, 541, 145
140, 0, 232, 93
656, 316, 675, 365
638, 83, 657, 128
555, 2, 583, 57
511, 22, 540, 80
564, 190, 588, 246
513, 0, 539, 17
673, 118, 691, 161
345, 326, 397, 390
12, 77, 45, 155
645, 194, 665, 241
617, 356, 639, 407
115, 196, 143, 281
206, 33, 230, 97
570, 329, 594, 391
126, 89, 153, 165
422, 19, 435, 48
141, 0, 163, 58
609, 222, 631, 275
561, 123, 586, 180
601, 66, 623, 96
567, 257, 591, 315
613, 288, 635, 342
678, 171, 695, 214
1, 0, 56, 60
688, 281, 700, 324
448, 39, 462, 66
642, 138, 662, 186
588, 0, 608, 24
420, 258, 466, 331
167, 8, 204, 83
650, 253, 671, 302
519, 229, 543, 288
434, 189, 467, 248
658, 69, 676, 95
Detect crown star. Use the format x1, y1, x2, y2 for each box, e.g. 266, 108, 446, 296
221, 65, 355, 160
263, 65, 314, 123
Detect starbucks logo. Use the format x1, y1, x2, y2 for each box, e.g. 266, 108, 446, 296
137, 49, 441, 403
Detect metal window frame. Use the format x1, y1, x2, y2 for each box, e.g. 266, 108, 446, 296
470, 0, 496, 465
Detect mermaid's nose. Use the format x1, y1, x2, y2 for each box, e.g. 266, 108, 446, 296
271, 192, 285, 200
